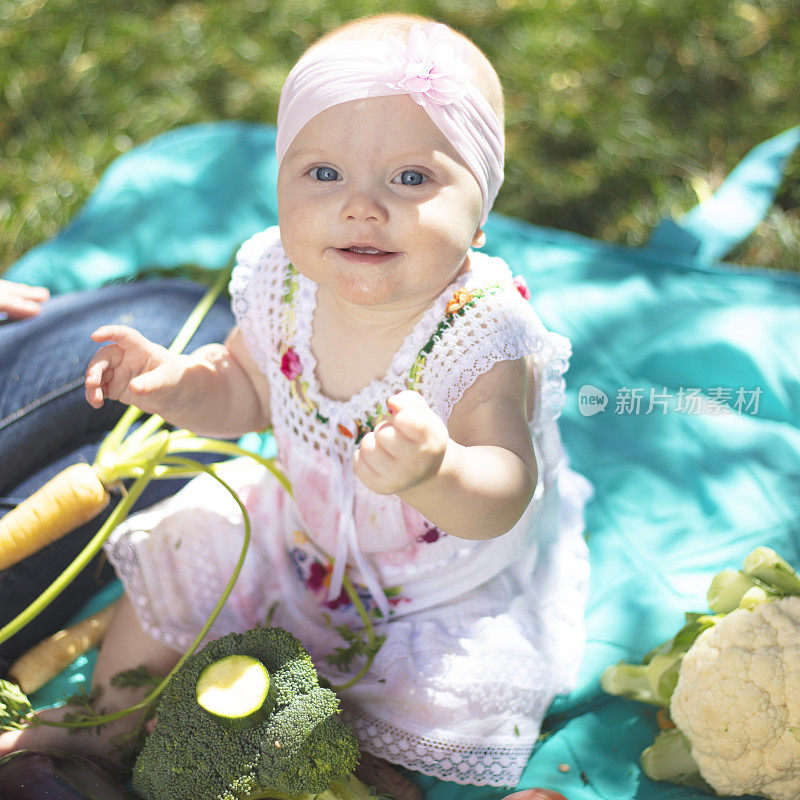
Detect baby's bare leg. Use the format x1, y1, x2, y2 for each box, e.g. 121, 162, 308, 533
0, 593, 180, 767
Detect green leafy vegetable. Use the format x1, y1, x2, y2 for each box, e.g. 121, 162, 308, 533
0, 678, 34, 730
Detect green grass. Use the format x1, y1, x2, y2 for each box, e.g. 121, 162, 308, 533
1, 0, 797, 273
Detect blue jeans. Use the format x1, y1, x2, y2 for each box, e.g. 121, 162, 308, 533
0, 279, 234, 672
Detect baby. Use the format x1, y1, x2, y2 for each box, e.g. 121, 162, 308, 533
0, 13, 591, 791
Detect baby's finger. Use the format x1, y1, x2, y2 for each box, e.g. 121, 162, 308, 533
127, 361, 175, 398
84, 362, 106, 405
352, 446, 374, 480
84, 352, 114, 408
90, 325, 154, 355
390, 407, 442, 445
85, 345, 123, 389
386, 391, 441, 439
386, 390, 428, 414
85, 380, 106, 409
92, 352, 143, 406
85, 366, 121, 409
90, 325, 126, 344
353, 439, 395, 494
100, 368, 132, 404
357, 430, 398, 470
373, 420, 414, 456
88, 342, 125, 371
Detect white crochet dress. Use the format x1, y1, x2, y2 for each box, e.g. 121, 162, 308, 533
106, 226, 592, 787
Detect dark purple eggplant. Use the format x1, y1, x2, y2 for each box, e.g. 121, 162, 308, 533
0, 749, 135, 800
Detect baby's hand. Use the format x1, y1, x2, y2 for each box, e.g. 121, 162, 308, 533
354, 390, 449, 495
85, 325, 185, 413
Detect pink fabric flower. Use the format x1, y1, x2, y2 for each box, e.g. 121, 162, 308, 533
280, 347, 302, 380
384, 23, 471, 107
513, 275, 531, 301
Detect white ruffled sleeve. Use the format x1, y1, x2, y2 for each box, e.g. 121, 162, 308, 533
528, 327, 571, 434
418, 253, 571, 434
228, 225, 287, 376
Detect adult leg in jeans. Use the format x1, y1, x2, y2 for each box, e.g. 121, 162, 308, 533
0, 279, 235, 673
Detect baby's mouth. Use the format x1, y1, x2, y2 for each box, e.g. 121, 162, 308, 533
334, 244, 398, 263
340, 246, 390, 255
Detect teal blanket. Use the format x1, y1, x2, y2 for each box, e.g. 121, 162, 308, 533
9, 122, 800, 800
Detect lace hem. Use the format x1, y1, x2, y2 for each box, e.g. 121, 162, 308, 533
344, 705, 536, 787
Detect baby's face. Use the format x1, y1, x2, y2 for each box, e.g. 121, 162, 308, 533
277, 94, 483, 314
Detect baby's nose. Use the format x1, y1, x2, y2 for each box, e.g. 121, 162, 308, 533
341, 187, 388, 224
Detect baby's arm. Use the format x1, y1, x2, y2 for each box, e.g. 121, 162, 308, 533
85, 324, 271, 437
354, 357, 537, 540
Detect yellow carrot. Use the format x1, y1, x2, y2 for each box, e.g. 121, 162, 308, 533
0, 463, 110, 571
8, 599, 119, 694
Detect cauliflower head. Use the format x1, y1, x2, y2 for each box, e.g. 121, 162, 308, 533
670, 596, 800, 800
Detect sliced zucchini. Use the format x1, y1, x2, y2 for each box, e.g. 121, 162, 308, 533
195, 654, 275, 730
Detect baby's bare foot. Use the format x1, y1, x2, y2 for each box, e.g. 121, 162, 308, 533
0, 704, 139, 773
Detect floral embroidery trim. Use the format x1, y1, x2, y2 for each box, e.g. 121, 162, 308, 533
278, 263, 505, 435
279, 267, 317, 416
407, 283, 503, 390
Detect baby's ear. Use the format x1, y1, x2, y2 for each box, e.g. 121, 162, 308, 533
471, 228, 486, 248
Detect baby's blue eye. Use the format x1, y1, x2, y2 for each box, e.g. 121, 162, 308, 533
310, 166, 340, 181
394, 170, 427, 186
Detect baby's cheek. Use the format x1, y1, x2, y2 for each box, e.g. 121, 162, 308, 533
420, 207, 477, 253
439, 173, 483, 230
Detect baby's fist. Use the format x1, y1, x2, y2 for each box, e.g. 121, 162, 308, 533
353, 390, 449, 495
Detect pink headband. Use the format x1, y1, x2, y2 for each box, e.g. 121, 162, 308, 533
276, 22, 505, 227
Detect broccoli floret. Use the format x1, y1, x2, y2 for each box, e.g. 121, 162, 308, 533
132, 626, 385, 800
